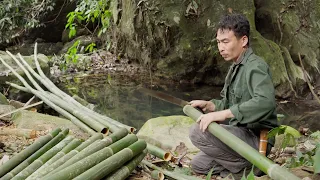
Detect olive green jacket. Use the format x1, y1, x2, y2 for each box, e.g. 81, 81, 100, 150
211, 48, 278, 130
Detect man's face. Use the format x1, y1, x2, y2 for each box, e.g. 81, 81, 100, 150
216, 29, 248, 62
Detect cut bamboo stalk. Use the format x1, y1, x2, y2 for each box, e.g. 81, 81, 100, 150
74, 140, 147, 180
183, 105, 300, 180
44, 134, 138, 180
151, 170, 165, 180
23, 44, 134, 133
24, 96, 35, 107
142, 160, 202, 180
31, 133, 103, 179
5, 53, 107, 134
0, 128, 61, 178
147, 143, 172, 161
49, 128, 128, 175
1, 129, 69, 180
0, 127, 37, 139
0, 58, 96, 135
27, 138, 82, 180
38, 91, 108, 134
0, 101, 43, 119
12, 136, 74, 180
105, 150, 147, 180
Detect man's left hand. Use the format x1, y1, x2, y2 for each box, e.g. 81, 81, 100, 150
196, 109, 234, 132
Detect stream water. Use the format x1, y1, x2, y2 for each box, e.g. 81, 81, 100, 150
58, 73, 320, 132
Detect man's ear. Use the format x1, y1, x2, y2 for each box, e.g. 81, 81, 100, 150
242, 36, 248, 47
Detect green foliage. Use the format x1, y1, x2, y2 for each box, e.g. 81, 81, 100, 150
240, 167, 255, 180
314, 144, 320, 174
268, 125, 301, 149
0, 0, 55, 44
63, 0, 111, 70
206, 168, 214, 180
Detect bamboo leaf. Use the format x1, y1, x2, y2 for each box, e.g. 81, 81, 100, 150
206, 168, 213, 180
314, 147, 320, 174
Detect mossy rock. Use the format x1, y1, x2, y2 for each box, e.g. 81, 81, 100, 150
137, 115, 199, 153
113, 0, 314, 97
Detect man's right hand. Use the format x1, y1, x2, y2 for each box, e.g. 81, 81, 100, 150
189, 100, 215, 113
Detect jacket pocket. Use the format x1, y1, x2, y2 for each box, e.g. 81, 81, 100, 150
230, 88, 243, 105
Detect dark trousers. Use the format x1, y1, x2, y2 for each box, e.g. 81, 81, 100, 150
189, 124, 259, 175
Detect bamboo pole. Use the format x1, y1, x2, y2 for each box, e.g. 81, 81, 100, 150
0, 101, 43, 119
12, 136, 74, 180
0, 127, 37, 139
49, 128, 128, 175
23, 44, 134, 132
4, 53, 107, 134
27, 138, 82, 180
151, 170, 165, 180
0, 58, 96, 135
30, 133, 103, 179
142, 160, 202, 180
73, 140, 147, 180
43, 134, 138, 180
147, 143, 172, 161
104, 150, 147, 180
183, 105, 300, 180
0, 128, 61, 178
1, 129, 69, 180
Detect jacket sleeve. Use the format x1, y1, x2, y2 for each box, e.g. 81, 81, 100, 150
210, 88, 227, 111
229, 61, 276, 124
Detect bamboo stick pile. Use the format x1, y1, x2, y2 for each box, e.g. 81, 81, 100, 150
0, 44, 201, 180
0, 128, 147, 180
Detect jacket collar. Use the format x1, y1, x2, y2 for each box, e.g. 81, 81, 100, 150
234, 47, 253, 65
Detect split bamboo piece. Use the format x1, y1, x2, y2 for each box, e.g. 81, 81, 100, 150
1, 129, 69, 180
12, 136, 74, 179
183, 105, 300, 180
105, 150, 147, 180
74, 140, 147, 180
0, 127, 37, 139
0, 128, 61, 177
43, 134, 138, 179
0, 101, 43, 119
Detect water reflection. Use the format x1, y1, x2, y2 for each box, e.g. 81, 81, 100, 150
59, 73, 320, 132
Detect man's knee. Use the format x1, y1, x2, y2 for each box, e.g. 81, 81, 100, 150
189, 123, 201, 143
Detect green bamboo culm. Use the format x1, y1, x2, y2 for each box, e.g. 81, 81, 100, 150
27, 138, 82, 180
4, 52, 106, 134
0, 128, 61, 178
48, 128, 128, 175
43, 134, 138, 180
74, 140, 147, 180
0, 57, 96, 135
105, 149, 147, 180
147, 143, 172, 161
30, 133, 103, 179
12, 136, 74, 180
142, 160, 202, 180
1, 129, 69, 180
24, 44, 133, 133
183, 105, 301, 180
151, 170, 164, 180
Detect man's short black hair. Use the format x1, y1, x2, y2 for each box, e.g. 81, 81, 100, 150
217, 14, 250, 45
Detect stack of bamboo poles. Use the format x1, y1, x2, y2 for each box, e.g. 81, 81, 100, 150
0, 44, 203, 180
0, 128, 147, 180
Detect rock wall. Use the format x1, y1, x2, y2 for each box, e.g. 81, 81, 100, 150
112, 0, 320, 98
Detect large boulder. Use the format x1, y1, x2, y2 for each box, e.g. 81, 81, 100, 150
112, 0, 319, 98
137, 115, 199, 153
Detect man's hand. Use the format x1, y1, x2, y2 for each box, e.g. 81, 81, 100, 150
189, 100, 215, 113
196, 109, 234, 132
